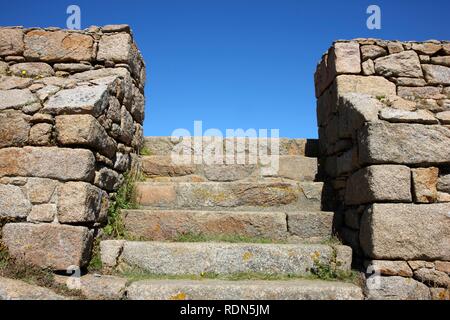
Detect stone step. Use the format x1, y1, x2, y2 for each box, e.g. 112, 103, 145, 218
100, 241, 352, 276
135, 181, 325, 211
143, 136, 319, 157
122, 209, 334, 242
141, 155, 318, 182
127, 279, 364, 300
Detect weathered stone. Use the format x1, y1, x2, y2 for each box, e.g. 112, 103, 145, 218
338, 93, 382, 138
131, 85, 145, 123
43, 85, 109, 117
365, 276, 431, 300
97, 33, 134, 63
0, 75, 33, 90
141, 155, 195, 178
127, 279, 363, 300
361, 45, 387, 61
374, 51, 423, 78
0, 111, 30, 148
335, 75, 396, 97
0, 29, 24, 56
53, 63, 93, 73
430, 288, 450, 300
29, 123, 53, 146
345, 165, 411, 205
94, 167, 121, 191
365, 260, 413, 277
329, 42, 361, 74
0, 147, 95, 181
114, 152, 130, 172
431, 56, 450, 67
287, 211, 333, 240
118, 106, 134, 144
419, 55, 430, 63
361, 59, 375, 75
28, 203, 56, 222
57, 181, 104, 224
24, 30, 94, 62
55, 114, 117, 158
412, 167, 439, 203
422, 64, 450, 85
398, 86, 445, 100
275, 156, 318, 181
0, 277, 65, 300
116, 241, 346, 275
360, 203, 450, 260
102, 24, 131, 33
435, 261, 450, 274
0, 184, 31, 218
65, 274, 128, 300
412, 42, 442, 55
123, 209, 288, 241
100, 240, 125, 269
436, 111, 450, 124
408, 260, 436, 271
2, 223, 93, 270
387, 42, 404, 54
36, 85, 60, 101
0, 89, 38, 111
24, 177, 58, 204
393, 77, 427, 87
437, 173, 450, 193
414, 268, 450, 288
379, 108, 438, 124
135, 184, 177, 207
358, 122, 450, 165
380, 95, 416, 111
10, 62, 54, 78
0, 61, 9, 75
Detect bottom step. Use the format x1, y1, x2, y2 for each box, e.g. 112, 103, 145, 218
127, 279, 364, 300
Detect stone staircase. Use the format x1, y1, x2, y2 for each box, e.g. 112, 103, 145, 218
100, 137, 363, 300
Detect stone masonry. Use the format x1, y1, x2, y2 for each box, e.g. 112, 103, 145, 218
0, 25, 145, 271
315, 39, 450, 299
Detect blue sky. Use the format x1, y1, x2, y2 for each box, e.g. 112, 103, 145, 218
1, 0, 449, 138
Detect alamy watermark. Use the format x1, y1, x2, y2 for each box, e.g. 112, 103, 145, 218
170, 121, 280, 175
66, 5, 81, 30
367, 5, 381, 30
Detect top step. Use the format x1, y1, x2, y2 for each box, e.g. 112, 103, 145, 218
143, 137, 319, 157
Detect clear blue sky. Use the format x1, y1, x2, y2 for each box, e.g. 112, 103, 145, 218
1, 0, 449, 138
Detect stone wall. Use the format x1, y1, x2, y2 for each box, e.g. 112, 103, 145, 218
315, 39, 450, 299
0, 25, 145, 271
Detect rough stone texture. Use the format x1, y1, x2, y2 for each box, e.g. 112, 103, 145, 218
123, 209, 288, 241
438, 174, 450, 193
56, 115, 117, 158
435, 261, 450, 274
436, 111, 450, 124
24, 177, 58, 204
0, 184, 31, 218
97, 33, 133, 63
10, 62, 54, 78
360, 203, 450, 260
24, 30, 94, 62
57, 182, 105, 224
100, 240, 125, 269
365, 276, 431, 300
379, 108, 438, 124
412, 42, 442, 55
414, 268, 450, 288
29, 123, 53, 146
335, 75, 396, 97
59, 274, 127, 300
330, 42, 361, 74
365, 260, 413, 277
276, 156, 318, 181
43, 85, 109, 117
374, 51, 423, 78
345, 165, 411, 205
412, 167, 439, 203
422, 64, 450, 85
141, 155, 195, 177
0, 111, 30, 148
127, 279, 364, 300
0, 277, 65, 300
361, 45, 387, 61
28, 203, 56, 223
112, 241, 348, 275
2, 223, 93, 270
430, 288, 450, 300
286, 211, 333, 240
398, 86, 445, 100
358, 123, 450, 165
0, 29, 24, 56
94, 167, 121, 191
0, 89, 38, 111
0, 147, 95, 181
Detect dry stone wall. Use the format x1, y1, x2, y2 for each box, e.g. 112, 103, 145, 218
0, 25, 145, 271
315, 39, 450, 299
